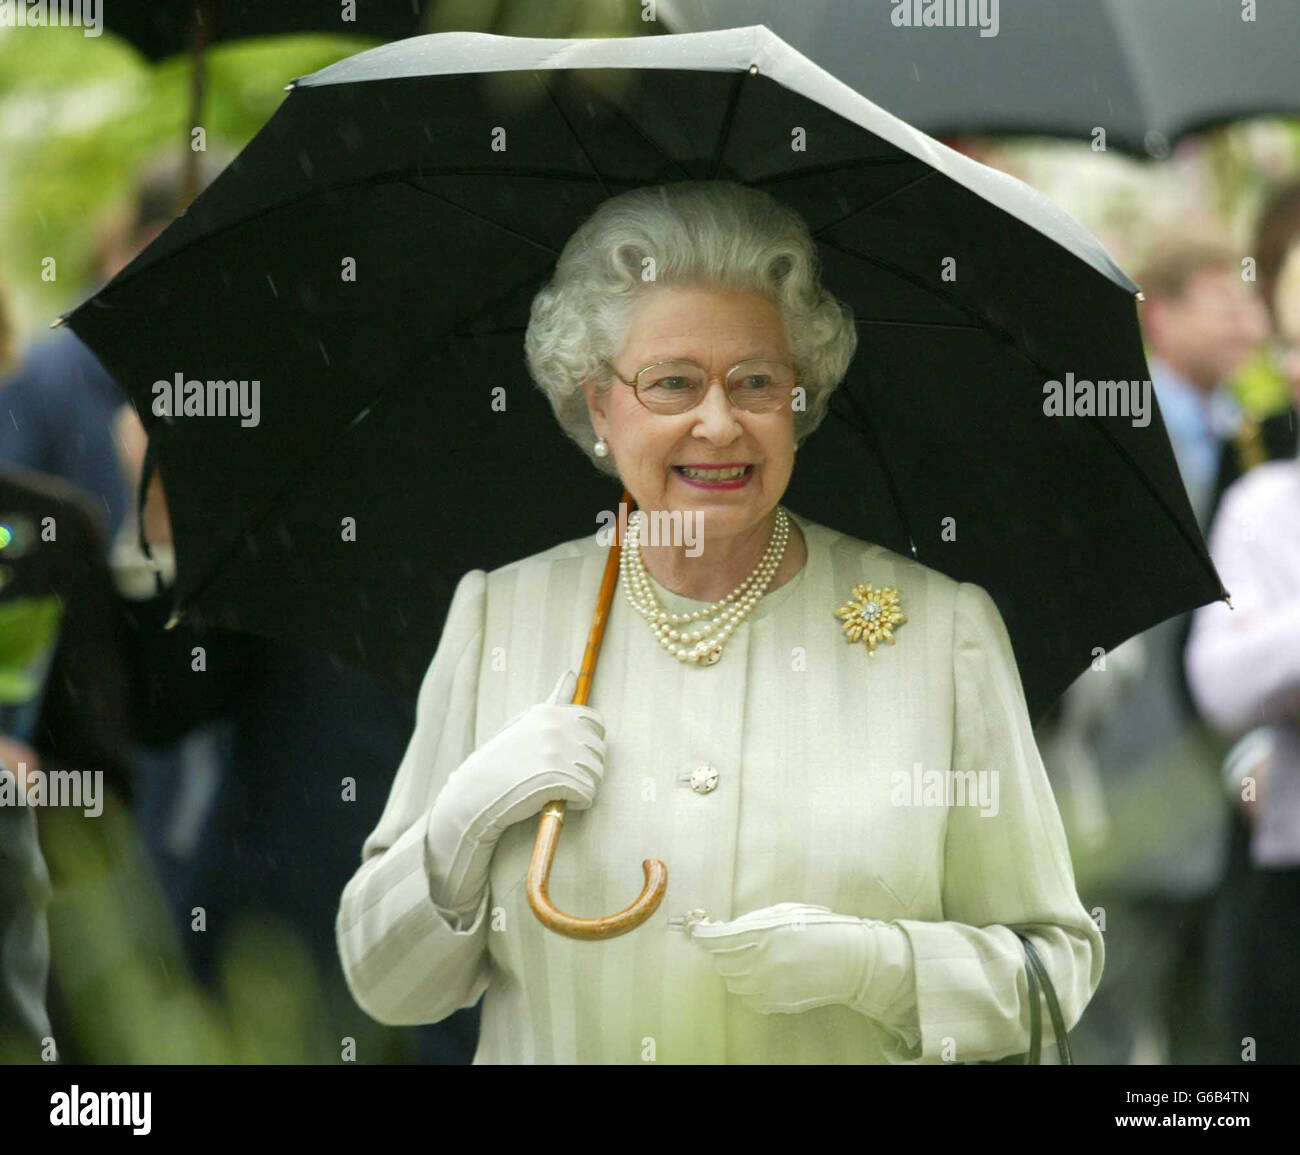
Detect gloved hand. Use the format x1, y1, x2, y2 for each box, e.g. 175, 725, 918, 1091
689, 902, 911, 1017
426, 669, 605, 918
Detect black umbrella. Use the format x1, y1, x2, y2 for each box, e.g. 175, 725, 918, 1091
63, 24, 1222, 724
659, 0, 1300, 159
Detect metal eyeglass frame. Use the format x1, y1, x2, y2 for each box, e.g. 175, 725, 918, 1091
601, 357, 800, 414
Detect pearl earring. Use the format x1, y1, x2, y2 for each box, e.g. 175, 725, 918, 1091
593, 438, 609, 458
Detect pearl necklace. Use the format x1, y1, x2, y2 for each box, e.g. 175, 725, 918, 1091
620, 507, 791, 665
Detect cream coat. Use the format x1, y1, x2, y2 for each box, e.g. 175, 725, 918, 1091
336, 510, 1103, 1063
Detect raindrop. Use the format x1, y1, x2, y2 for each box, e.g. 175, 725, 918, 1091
319, 341, 330, 366
298, 150, 314, 177
266, 273, 278, 299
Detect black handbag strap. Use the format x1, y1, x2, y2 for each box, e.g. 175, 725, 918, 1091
1014, 930, 1073, 1065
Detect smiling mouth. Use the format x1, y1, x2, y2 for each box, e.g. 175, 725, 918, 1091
673, 465, 753, 481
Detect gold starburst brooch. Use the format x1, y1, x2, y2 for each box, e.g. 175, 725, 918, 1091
833, 582, 907, 655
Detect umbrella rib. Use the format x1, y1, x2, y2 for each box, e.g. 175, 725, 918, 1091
1064, 411, 1229, 599
752, 157, 922, 185
827, 241, 1223, 594
812, 169, 940, 238
398, 179, 563, 257
167, 265, 554, 619
831, 367, 1221, 597
819, 235, 1001, 337
709, 68, 749, 180
532, 72, 613, 200
82, 167, 597, 305
571, 80, 693, 181
829, 385, 918, 560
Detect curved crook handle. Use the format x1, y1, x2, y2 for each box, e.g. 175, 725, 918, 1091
526, 490, 669, 940
527, 801, 668, 940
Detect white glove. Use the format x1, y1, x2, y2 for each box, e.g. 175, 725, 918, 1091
425, 669, 605, 918
689, 902, 913, 1019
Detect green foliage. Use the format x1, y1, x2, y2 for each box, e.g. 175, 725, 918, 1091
19, 788, 413, 1065
0, 27, 381, 331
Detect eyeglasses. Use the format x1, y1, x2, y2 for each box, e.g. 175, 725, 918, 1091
602, 357, 799, 415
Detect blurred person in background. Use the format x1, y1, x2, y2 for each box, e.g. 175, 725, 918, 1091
1, 152, 467, 1062
0, 276, 52, 1061
1213, 180, 1300, 507
0, 761, 51, 1060
0, 146, 236, 543
0, 466, 137, 1063
1141, 238, 1271, 528
1039, 235, 1269, 1065
1186, 240, 1300, 1064
0, 158, 245, 1055
112, 408, 474, 1063
0, 275, 137, 1061
0, 156, 236, 923
1197, 184, 1300, 1067
0, 156, 193, 544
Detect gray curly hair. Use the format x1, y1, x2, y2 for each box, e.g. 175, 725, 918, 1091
524, 181, 858, 478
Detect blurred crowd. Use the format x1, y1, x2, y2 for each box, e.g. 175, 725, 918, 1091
2, 150, 1300, 1066
1035, 188, 1300, 1064
0, 158, 479, 1064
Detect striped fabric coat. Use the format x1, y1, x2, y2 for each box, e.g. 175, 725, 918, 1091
336, 510, 1103, 1063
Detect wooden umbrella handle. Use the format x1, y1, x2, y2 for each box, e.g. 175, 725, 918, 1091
526, 490, 668, 939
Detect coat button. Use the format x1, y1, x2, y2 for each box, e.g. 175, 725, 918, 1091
689, 763, 719, 794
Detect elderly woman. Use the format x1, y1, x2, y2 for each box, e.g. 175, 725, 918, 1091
336, 181, 1102, 1064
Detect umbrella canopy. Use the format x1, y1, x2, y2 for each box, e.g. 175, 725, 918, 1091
63, 25, 1223, 720
659, 0, 1300, 158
